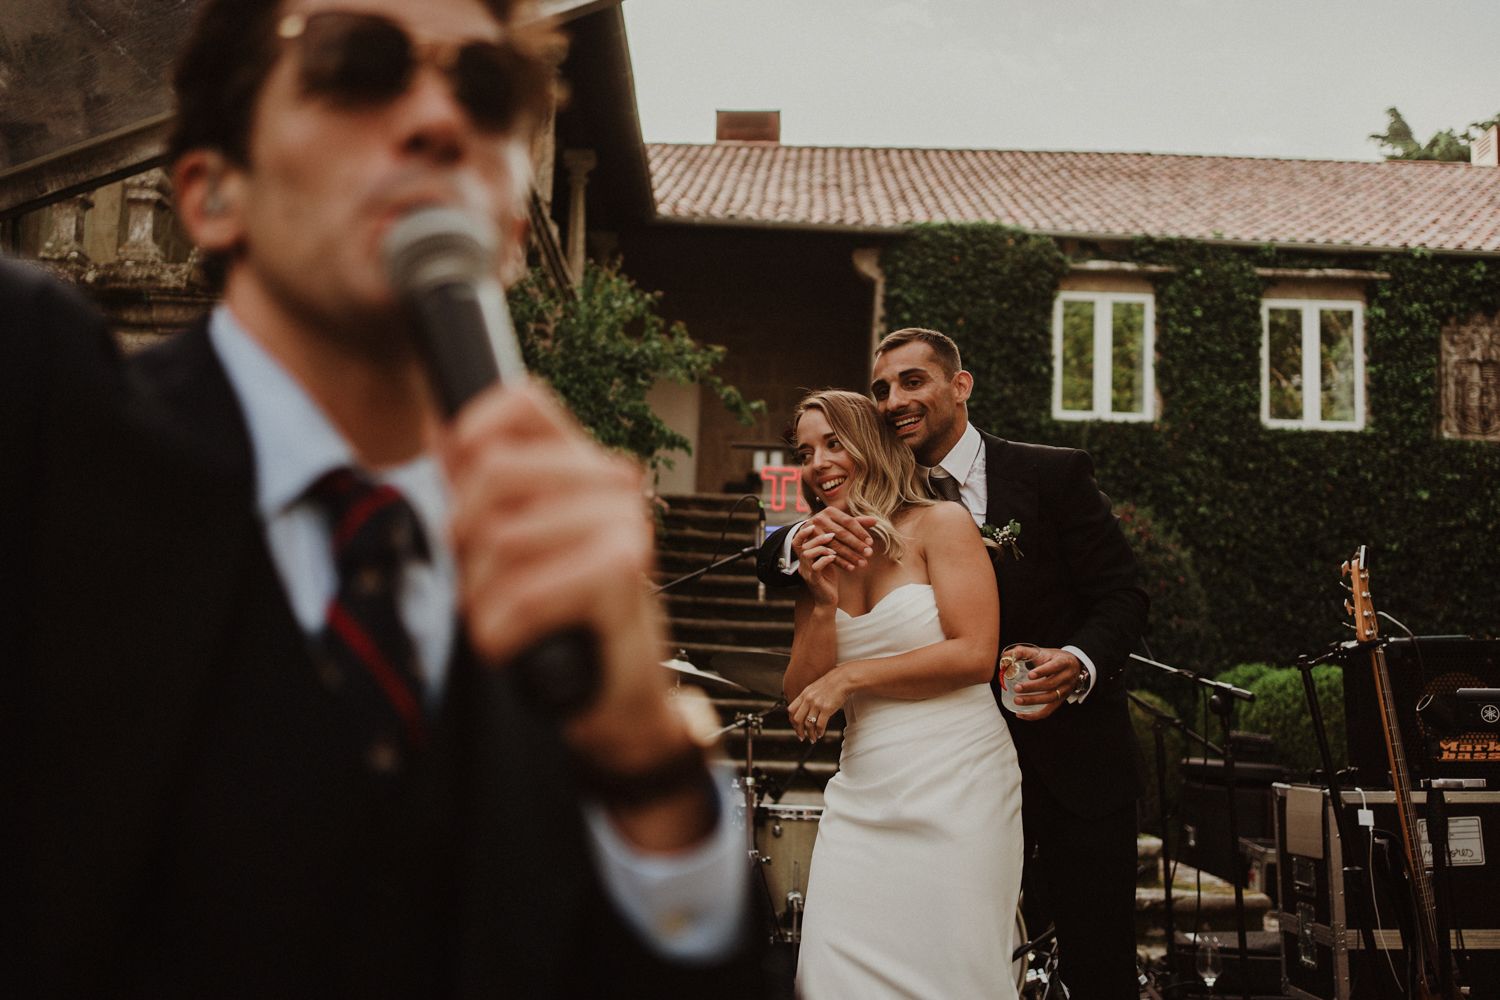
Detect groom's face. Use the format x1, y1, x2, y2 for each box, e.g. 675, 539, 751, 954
870, 342, 971, 467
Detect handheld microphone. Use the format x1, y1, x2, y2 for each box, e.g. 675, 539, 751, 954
383, 206, 600, 717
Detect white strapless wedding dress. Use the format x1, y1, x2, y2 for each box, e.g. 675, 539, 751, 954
796, 583, 1023, 999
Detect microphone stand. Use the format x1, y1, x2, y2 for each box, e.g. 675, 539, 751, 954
1130, 653, 1255, 1000
650, 495, 766, 596
1126, 691, 1222, 984
649, 545, 759, 595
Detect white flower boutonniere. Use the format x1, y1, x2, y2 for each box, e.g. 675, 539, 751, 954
979, 518, 1023, 560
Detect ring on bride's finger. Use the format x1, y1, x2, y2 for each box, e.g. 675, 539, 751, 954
808, 715, 819, 724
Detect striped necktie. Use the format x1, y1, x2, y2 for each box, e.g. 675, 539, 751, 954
307, 467, 431, 748
929, 469, 964, 506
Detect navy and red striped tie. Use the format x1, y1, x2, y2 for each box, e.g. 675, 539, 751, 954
307, 467, 431, 748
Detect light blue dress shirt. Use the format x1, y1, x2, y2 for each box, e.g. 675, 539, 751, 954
207, 306, 745, 959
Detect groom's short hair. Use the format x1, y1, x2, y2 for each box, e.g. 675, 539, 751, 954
876, 328, 963, 377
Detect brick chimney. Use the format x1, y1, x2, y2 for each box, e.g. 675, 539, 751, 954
1472, 123, 1499, 167
716, 110, 780, 144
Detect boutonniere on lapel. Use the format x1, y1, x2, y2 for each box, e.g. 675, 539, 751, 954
979, 519, 1023, 560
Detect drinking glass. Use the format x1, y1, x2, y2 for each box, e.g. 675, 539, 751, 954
1195, 931, 1223, 990
998, 644, 1043, 716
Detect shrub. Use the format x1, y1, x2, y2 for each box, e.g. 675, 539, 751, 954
1129, 689, 1187, 837
508, 262, 762, 470
1238, 665, 1346, 775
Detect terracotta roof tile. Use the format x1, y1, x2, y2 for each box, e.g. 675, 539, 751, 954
647, 144, 1500, 254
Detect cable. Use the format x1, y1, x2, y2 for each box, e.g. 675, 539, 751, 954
1354, 784, 1404, 990
706, 493, 762, 566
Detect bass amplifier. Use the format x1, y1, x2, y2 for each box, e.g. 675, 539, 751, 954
1273, 782, 1500, 999
1340, 636, 1500, 788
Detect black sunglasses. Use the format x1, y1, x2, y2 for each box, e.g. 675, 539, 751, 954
276, 11, 546, 132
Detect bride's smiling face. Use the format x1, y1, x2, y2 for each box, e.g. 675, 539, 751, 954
794, 408, 859, 511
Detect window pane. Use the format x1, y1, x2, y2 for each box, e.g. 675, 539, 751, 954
1319, 309, 1356, 422
1111, 301, 1145, 414
1267, 308, 1302, 420
1061, 300, 1094, 411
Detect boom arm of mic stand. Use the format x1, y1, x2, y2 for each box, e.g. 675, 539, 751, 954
1125, 691, 1222, 757
1130, 652, 1255, 703
650, 545, 760, 595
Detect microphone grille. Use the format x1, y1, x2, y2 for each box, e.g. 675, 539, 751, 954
382, 206, 497, 296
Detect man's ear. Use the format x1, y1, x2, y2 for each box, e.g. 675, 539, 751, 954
172, 149, 247, 254
952, 368, 975, 404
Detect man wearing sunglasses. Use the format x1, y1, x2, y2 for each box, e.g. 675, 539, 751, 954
7, 0, 765, 996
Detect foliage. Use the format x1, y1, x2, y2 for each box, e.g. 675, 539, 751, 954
879, 226, 1500, 676
1115, 503, 1216, 717
1369, 106, 1500, 162
1216, 663, 1274, 692
1238, 665, 1346, 776
507, 262, 762, 470
1128, 688, 1186, 837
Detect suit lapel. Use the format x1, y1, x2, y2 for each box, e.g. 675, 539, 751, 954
121, 319, 262, 705
981, 430, 1032, 528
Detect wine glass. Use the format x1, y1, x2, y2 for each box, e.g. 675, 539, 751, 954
1195, 931, 1223, 991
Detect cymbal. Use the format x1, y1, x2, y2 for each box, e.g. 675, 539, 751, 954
710, 649, 791, 700
661, 658, 749, 694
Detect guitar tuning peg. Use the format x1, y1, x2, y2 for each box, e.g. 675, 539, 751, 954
1341, 621, 1356, 631
1338, 581, 1352, 593
1343, 599, 1355, 616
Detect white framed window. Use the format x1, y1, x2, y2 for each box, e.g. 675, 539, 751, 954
1052, 291, 1155, 421
1261, 299, 1365, 430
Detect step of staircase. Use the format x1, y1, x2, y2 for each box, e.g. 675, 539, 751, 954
671, 615, 794, 649
663, 593, 797, 622
656, 548, 761, 579
1134, 836, 1274, 938
653, 494, 827, 796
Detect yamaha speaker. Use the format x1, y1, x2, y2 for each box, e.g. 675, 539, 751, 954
1340, 636, 1500, 788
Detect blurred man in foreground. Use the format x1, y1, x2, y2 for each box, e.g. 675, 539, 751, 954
5, 0, 761, 995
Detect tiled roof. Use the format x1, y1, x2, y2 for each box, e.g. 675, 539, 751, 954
647, 144, 1500, 254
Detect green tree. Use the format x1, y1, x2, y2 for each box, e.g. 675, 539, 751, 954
507, 262, 762, 472
1369, 106, 1500, 162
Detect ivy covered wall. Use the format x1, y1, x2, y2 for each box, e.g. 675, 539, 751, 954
882, 224, 1500, 672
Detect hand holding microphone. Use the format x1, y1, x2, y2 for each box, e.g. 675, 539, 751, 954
383, 206, 607, 716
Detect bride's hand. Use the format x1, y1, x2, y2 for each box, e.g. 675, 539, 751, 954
788, 666, 850, 742
797, 530, 841, 608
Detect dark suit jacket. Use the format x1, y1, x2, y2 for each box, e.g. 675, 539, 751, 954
758, 429, 1147, 818
4, 273, 762, 998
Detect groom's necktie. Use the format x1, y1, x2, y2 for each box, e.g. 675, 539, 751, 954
929, 469, 964, 506
307, 467, 432, 748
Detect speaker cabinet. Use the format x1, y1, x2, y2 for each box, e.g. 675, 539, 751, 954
1340, 636, 1500, 788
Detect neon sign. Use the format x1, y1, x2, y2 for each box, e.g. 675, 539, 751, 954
759, 466, 809, 513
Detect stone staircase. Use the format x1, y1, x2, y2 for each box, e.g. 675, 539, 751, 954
654, 493, 839, 793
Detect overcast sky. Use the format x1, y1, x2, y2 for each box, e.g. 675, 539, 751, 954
621, 0, 1500, 162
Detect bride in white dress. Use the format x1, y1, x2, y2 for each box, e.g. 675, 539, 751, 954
783, 390, 1023, 999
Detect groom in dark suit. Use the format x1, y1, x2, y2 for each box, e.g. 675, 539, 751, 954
4, 0, 762, 996
758, 327, 1147, 996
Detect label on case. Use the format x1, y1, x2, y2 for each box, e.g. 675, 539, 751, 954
1418, 815, 1486, 868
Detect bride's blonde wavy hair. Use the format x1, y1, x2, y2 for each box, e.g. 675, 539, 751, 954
792, 389, 934, 562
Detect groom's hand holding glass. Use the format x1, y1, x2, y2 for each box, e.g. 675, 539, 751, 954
1005, 643, 1084, 721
